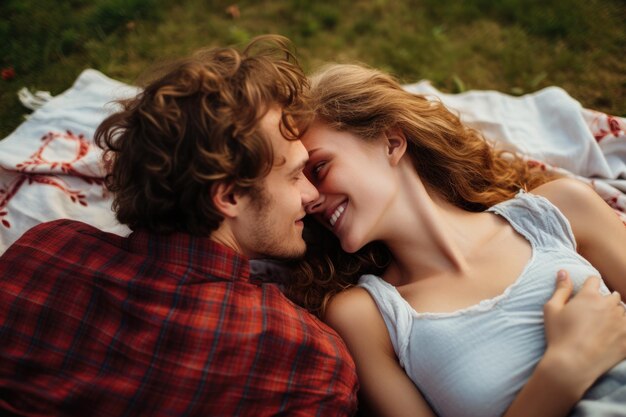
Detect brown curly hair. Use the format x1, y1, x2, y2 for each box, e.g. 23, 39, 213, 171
95, 35, 311, 235
284, 63, 558, 317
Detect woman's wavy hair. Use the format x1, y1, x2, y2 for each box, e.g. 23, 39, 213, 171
95, 35, 311, 235
285, 63, 558, 316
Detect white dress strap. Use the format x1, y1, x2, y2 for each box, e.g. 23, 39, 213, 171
358, 274, 414, 370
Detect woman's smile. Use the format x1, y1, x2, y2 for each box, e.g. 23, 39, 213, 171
328, 200, 348, 228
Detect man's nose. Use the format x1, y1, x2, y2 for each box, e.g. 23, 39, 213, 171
303, 181, 323, 214
305, 196, 325, 214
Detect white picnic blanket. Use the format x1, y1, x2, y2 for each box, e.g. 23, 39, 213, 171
0, 69, 624, 254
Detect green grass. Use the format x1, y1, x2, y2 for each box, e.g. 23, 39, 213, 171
1, 0, 624, 138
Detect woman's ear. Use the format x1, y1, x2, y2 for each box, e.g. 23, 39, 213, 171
211, 182, 240, 218
385, 128, 408, 166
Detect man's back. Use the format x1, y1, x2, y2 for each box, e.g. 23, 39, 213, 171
0, 219, 357, 416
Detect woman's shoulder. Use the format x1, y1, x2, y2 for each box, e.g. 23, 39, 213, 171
324, 286, 387, 338
325, 287, 379, 323
531, 178, 598, 210
531, 178, 606, 224
324, 286, 398, 359
531, 178, 615, 245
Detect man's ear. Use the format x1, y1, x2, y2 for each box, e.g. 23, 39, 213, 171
385, 128, 408, 166
211, 182, 241, 218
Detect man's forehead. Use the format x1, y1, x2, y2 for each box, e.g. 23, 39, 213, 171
259, 107, 283, 133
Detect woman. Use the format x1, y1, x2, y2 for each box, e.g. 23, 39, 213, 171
289, 63, 626, 417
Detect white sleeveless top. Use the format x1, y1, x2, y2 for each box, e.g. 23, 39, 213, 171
359, 191, 625, 417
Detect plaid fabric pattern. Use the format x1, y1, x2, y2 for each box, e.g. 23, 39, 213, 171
0, 219, 358, 417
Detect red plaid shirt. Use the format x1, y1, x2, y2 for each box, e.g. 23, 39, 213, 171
0, 219, 358, 417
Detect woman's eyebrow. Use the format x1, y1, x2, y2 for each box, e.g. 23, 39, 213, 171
307, 148, 321, 157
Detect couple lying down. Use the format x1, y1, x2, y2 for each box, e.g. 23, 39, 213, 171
0, 35, 625, 417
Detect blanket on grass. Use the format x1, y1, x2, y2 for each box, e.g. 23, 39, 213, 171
0, 69, 624, 254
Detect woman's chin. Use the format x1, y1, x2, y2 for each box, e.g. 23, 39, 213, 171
340, 238, 365, 254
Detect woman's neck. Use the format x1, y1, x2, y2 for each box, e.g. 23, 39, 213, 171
380, 161, 491, 285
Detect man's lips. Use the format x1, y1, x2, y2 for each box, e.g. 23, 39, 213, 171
295, 212, 306, 226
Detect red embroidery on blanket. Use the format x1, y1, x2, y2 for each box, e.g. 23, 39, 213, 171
16, 131, 103, 184
607, 195, 618, 209
593, 115, 624, 142
0, 130, 104, 228
591, 180, 622, 209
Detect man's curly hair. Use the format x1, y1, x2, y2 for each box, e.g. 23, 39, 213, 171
95, 35, 310, 235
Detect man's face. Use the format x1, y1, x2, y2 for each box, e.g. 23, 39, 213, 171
236, 108, 319, 259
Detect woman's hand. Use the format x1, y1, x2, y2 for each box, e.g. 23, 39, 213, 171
505, 270, 626, 417
543, 270, 626, 398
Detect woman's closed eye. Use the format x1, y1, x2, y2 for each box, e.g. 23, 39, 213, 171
310, 161, 327, 181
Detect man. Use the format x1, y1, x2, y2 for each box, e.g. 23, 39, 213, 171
0, 35, 357, 416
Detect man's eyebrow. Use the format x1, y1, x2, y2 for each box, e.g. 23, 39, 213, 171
288, 159, 308, 176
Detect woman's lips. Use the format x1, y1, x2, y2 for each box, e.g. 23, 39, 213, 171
329, 201, 348, 228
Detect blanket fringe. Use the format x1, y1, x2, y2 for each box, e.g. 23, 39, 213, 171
18, 88, 53, 111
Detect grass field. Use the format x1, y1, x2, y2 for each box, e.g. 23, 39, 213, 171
1, 0, 624, 138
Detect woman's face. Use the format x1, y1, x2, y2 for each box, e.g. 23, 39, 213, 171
301, 121, 399, 253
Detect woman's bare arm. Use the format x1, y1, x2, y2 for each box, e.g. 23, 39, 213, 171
325, 287, 436, 417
